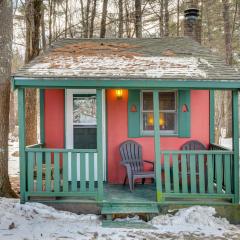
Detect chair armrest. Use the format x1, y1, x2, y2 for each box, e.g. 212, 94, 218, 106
143, 160, 154, 165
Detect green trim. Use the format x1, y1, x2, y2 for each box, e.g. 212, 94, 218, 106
25, 148, 97, 152
39, 89, 45, 143
153, 90, 162, 202
18, 88, 26, 203
96, 89, 104, 200
232, 90, 239, 204
178, 90, 191, 137
210, 90, 215, 143
12, 77, 240, 90
164, 193, 234, 199
128, 90, 140, 138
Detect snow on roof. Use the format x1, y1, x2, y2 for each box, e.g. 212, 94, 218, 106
14, 38, 240, 80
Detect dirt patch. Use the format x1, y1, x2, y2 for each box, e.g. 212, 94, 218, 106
10, 176, 20, 196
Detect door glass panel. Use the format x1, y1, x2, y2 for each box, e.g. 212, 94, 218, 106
73, 94, 97, 149
73, 94, 96, 125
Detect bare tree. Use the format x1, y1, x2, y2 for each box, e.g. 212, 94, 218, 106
25, 0, 43, 146
118, 0, 124, 38
222, 0, 233, 65
100, 0, 108, 38
135, 0, 142, 38
89, 0, 97, 38
0, 0, 17, 197
164, 0, 169, 36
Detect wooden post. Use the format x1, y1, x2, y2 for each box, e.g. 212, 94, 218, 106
18, 88, 26, 203
96, 89, 103, 201
232, 90, 239, 203
210, 90, 215, 143
153, 90, 162, 202
39, 89, 45, 144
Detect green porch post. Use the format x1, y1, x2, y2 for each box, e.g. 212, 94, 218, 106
39, 89, 45, 143
210, 90, 215, 143
96, 89, 103, 201
153, 90, 162, 202
232, 90, 239, 204
18, 88, 26, 203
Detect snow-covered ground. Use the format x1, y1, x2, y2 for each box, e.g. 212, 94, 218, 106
0, 198, 240, 240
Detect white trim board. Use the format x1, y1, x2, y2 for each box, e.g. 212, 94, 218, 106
65, 89, 107, 181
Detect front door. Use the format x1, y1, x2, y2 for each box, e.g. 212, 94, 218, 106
65, 89, 106, 181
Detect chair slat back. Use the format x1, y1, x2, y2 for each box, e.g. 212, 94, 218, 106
120, 140, 143, 172
180, 140, 207, 172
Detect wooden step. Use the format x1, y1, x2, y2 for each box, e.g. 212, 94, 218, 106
101, 203, 159, 215
102, 220, 157, 229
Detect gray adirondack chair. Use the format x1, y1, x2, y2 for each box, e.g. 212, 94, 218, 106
120, 140, 155, 191
179, 140, 207, 175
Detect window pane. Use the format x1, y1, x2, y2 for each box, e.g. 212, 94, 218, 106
160, 112, 176, 131
143, 92, 153, 110
159, 92, 176, 110
142, 112, 154, 131
143, 112, 176, 131
73, 95, 96, 124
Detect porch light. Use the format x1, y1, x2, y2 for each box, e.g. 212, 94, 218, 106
115, 89, 123, 99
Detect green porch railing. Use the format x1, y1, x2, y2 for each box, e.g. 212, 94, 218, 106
158, 149, 235, 203
25, 147, 99, 200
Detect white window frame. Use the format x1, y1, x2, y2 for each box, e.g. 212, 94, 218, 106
140, 90, 178, 136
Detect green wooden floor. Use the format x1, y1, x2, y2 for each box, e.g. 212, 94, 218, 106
103, 184, 156, 203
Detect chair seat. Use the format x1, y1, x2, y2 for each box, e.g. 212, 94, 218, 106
133, 171, 155, 178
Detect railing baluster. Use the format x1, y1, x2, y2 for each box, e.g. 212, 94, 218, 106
198, 154, 205, 193
45, 152, 51, 192
27, 152, 34, 192
216, 154, 223, 193
224, 154, 231, 194
63, 152, 68, 192
181, 154, 188, 193
71, 152, 77, 192
54, 152, 60, 192
164, 153, 171, 193
172, 154, 179, 193
207, 154, 214, 193
89, 152, 95, 192
190, 154, 196, 193
80, 153, 86, 192
36, 152, 43, 192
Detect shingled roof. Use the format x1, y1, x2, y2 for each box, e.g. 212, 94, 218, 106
14, 37, 239, 81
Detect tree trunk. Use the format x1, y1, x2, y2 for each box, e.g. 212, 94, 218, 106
222, 0, 233, 65
89, 0, 97, 38
118, 0, 124, 38
164, 0, 169, 36
100, 0, 108, 38
65, 0, 68, 38
0, 0, 17, 197
25, 0, 42, 146
159, 0, 164, 37
41, 3, 46, 50
84, 0, 91, 38
48, 0, 53, 44
222, 0, 233, 138
177, 0, 180, 36
124, 0, 131, 38
135, 0, 142, 38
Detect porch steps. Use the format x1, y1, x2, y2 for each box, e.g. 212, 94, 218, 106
101, 202, 159, 215
102, 220, 157, 229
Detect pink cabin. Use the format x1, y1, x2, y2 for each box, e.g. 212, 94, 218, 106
13, 9, 240, 217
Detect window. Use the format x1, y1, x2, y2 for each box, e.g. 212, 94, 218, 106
141, 91, 177, 135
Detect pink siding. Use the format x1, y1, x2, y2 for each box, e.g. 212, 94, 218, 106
106, 89, 210, 184
44, 89, 65, 148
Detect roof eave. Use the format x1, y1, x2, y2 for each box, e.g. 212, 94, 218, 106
12, 76, 240, 90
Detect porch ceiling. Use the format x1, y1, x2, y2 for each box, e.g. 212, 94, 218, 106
13, 38, 240, 88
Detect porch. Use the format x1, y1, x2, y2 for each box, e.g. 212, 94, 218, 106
23, 142, 237, 205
